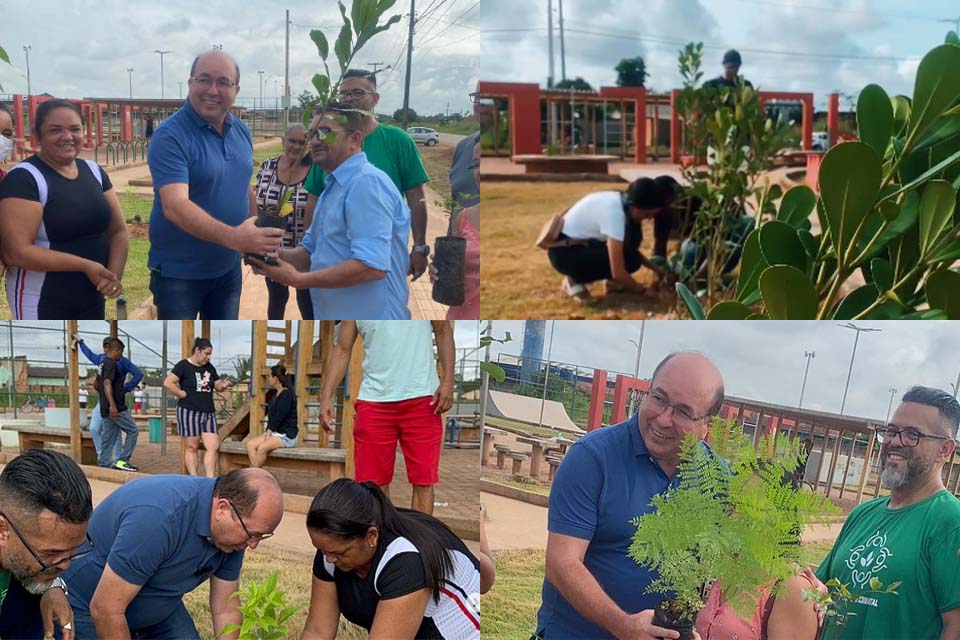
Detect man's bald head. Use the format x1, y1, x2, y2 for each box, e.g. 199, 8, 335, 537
650, 352, 725, 416
191, 51, 240, 84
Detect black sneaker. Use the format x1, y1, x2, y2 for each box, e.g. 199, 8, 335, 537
113, 460, 138, 472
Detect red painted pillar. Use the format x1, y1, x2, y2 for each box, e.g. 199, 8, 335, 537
801, 95, 813, 151
635, 89, 647, 164
85, 105, 94, 148
27, 95, 41, 151
12, 94, 24, 140
670, 89, 681, 164
827, 93, 839, 148
96, 104, 104, 146
121, 105, 133, 142
611, 375, 629, 424
587, 369, 608, 431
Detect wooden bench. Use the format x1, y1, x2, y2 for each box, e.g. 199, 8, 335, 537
513, 154, 618, 175
218, 440, 347, 480
546, 454, 564, 482
493, 444, 512, 470
509, 451, 529, 478
5, 424, 98, 465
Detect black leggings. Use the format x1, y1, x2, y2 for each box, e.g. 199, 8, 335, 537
265, 278, 314, 320
547, 237, 643, 285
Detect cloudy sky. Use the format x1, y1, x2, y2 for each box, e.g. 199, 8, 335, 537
483, 321, 960, 423
0, 0, 478, 116
481, 0, 960, 109
2, 321, 482, 380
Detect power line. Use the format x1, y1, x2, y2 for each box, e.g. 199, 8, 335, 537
729, 0, 945, 21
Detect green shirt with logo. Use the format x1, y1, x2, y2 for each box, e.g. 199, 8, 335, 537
303, 123, 429, 196
815, 489, 960, 640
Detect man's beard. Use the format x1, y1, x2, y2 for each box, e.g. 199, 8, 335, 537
4, 549, 56, 594
880, 448, 934, 490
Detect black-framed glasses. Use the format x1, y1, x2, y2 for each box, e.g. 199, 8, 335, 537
875, 425, 950, 448
190, 76, 236, 90
644, 391, 711, 426
0, 511, 94, 574
337, 88, 376, 99
228, 501, 274, 542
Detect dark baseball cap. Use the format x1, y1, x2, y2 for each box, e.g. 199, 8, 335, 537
723, 49, 742, 67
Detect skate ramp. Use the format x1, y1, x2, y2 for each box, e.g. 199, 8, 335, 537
486, 390, 585, 433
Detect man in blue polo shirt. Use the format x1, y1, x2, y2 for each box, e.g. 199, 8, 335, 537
61, 468, 284, 639
74, 334, 143, 470
249, 102, 411, 319
148, 50, 284, 319
536, 352, 725, 640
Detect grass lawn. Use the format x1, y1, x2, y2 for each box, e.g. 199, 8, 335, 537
481, 541, 837, 640
184, 546, 365, 639
418, 145, 454, 202
483, 477, 552, 497
481, 182, 682, 319
118, 189, 154, 222
253, 143, 285, 171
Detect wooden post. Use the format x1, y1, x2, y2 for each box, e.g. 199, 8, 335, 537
68, 321, 81, 463
342, 336, 364, 480
855, 427, 876, 504
825, 427, 844, 498
814, 424, 829, 494
295, 321, 312, 446
251, 321, 267, 438
179, 321, 195, 474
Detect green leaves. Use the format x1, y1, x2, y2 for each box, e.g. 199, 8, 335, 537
310, 30, 329, 60
736, 229, 767, 303
777, 185, 817, 228
760, 266, 818, 319
706, 301, 752, 319
335, 2, 354, 73
908, 44, 960, 146
311, 74, 330, 105
676, 283, 706, 319
918, 180, 957, 257
925, 269, 960, 319
857, 84, 894, 157
218, 571, 301, 640
759, 221, 807, 271
819, 142, 883, 266
0, 46, 9, 65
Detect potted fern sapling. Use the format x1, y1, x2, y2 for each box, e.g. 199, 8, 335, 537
629, 418, 839, 639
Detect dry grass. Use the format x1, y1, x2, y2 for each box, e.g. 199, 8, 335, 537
480, 182, 682, 319
184, 546, 366, 639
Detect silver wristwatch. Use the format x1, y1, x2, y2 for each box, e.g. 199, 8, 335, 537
412, 244, 430, 257
44, 576, 68, 596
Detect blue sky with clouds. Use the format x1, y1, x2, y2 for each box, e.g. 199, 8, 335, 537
481, 0, 960, 109
0, 0, 479, 116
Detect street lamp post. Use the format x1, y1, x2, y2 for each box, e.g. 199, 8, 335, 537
798, 350, 815, 411
154, 49, 172, 100
23, 46, 32, 96
885, 387, 897, 423
258, 70, 265, 111
627, 320, 646, 379
126, 68, 134, 99
538, 321, 556, 429
838, 323, 882, 415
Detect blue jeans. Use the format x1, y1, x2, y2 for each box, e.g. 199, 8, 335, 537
98, 411, 139, 467
69, 600, 199, 640
150, 262, 242, 320
89, 407, 123, 464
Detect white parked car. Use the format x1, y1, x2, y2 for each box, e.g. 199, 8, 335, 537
408, 127, 440, 146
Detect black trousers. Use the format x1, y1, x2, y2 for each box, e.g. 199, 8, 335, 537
265, 278, 314, 320
548, 237, 643, 285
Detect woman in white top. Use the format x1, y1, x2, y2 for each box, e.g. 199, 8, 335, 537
547, 177, 677, 302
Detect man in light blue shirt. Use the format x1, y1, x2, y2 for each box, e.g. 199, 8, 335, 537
249, 102, 411, 319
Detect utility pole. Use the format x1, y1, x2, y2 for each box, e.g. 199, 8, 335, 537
154, 49, 171, 100
127, 68, 134, 100
284, 9, 291, 129
797, 350, 815, 411
547, 0, 554, 88
23, 46, 31, 96
538, 321, 556, 428
368, 61, 386, 75
952, 367, 960, 399
627, 320, 646, 379
939, 16, 960, 34
885, 388, 897, 423
838, 323, 882, 415
258, 70, 265, 112
558, 0, 566, 82
401, 0, 416, 130
446, 102, 450, 118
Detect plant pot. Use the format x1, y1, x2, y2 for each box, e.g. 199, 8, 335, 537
653, 598, 696, 640
243, 211, 289, 266
679, 155, 696, 168
431, 235, 466, 306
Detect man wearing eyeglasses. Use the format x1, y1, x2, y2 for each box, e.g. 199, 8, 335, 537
536, 352, 724, 640
0, 449, 93, 640
59, 468, 284, 639
451, 83, 480, 211
147, 50, 284, 320
302, 69, 431, 283
815, 386, 960, 640
249, 103, 411, 319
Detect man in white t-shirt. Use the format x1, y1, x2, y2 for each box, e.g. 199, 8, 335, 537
320, 321, 456, 515
547, 177, 678, 302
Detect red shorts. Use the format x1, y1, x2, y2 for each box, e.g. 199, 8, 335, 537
354, 395, 442, 486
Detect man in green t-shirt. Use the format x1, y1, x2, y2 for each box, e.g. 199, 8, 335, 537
816, 386, 960, 640
304, 69, 431, 281
0, 449, 93, 639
